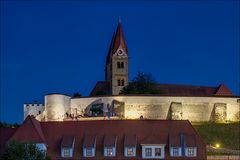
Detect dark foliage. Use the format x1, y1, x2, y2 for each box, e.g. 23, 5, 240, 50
0, 122, 19, 128
0, 141, 51, 160
73, 92, 82, 97
120, 71, 160, 94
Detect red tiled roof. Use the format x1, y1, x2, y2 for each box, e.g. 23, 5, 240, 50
61, 136, 75, 148
83, 135, 96, 148
10, 116, 46, 143
89, 82, 234, 97
154, 83, 218, 96
215, 84, 234, 96
169, 134, 181, 146
124, 134, 137, 146
141, 134, 168, 145
89, 81, 110, 96
104, 135, 117, 147
186, 134, 196, 147
6, 117, 206, 159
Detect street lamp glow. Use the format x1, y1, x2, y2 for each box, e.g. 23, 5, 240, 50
215, 144, 220, 148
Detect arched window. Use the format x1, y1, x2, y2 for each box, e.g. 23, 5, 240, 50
121, 62, 124, 68
117, 62, 124, 69
117, 62, 121, 68
121, 79, 125, 86
117, 79, 121, 86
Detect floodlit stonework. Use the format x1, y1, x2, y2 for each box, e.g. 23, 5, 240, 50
25, 94, 240, 122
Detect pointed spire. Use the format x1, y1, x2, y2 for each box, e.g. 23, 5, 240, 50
111, 20, 127, 54
105, 20, 128, 65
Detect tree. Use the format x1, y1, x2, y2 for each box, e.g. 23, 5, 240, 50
73, 92, 82, 97
0, 141, 51, 160
120, 71, 160, 94
0, 122, 19, 128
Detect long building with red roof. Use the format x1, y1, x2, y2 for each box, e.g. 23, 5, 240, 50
1, 116, 207, 160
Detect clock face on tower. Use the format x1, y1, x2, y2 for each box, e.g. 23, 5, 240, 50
117, 49, 124, 56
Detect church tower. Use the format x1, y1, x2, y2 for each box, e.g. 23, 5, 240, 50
105, 22, 128, 95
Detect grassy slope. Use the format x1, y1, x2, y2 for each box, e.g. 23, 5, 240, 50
193, 122, 240, 150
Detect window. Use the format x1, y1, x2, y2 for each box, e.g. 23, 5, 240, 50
106, 147, 113, 156
186, 147, 195, 157
86, 148, 93, 157
127, 147, 134, 156
117, 62, 121, 68
117, 62, 124, 69
118, 79, 121, 86
172, 147, 179, 156
121, 62, 124, 68
155, 148, 161, 156
121, 79, 125, 86
63, 148, 70, 157
117, 79, 124, 86
145, 148, 152, 157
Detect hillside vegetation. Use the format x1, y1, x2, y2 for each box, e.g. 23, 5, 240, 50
193, 122, 240, 150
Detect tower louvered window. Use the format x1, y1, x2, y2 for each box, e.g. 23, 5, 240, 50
117, 62, 124, 69
121, 79, 125, 86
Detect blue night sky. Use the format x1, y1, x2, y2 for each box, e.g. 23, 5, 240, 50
1, 1, 239, 123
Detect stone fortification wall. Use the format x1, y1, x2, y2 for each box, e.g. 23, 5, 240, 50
23, 103, 44, 119
26, 95, 239, 122
71, 96, 239, 122
43, 94, 71, 121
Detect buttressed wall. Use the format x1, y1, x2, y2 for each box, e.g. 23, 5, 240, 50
35, 95, 240, 122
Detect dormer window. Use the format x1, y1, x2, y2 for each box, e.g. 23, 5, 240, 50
155, 148, 161, 156
145, 148, 152, 157
141, 135, 166, 159
104, 135, 117, 157
63, 148, 70, 157
126, 147, 134, 156
106, 147, 114, 156
124, 135, 137, 157
61, 136, 75, 158
86, 148, 93, 156
170, 147, 181, 156
185, 147, 197, 157
83, 135, 96, 157
185, 134, 197, 157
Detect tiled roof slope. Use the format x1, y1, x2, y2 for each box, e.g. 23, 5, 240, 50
10, 116, 46, 143
90, 82, 234, 97
89, 81, 110, 96
215, 84, 234, 96
6, 117, 206, 159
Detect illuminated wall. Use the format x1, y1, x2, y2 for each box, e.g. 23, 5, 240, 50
24, 95, 240, 122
